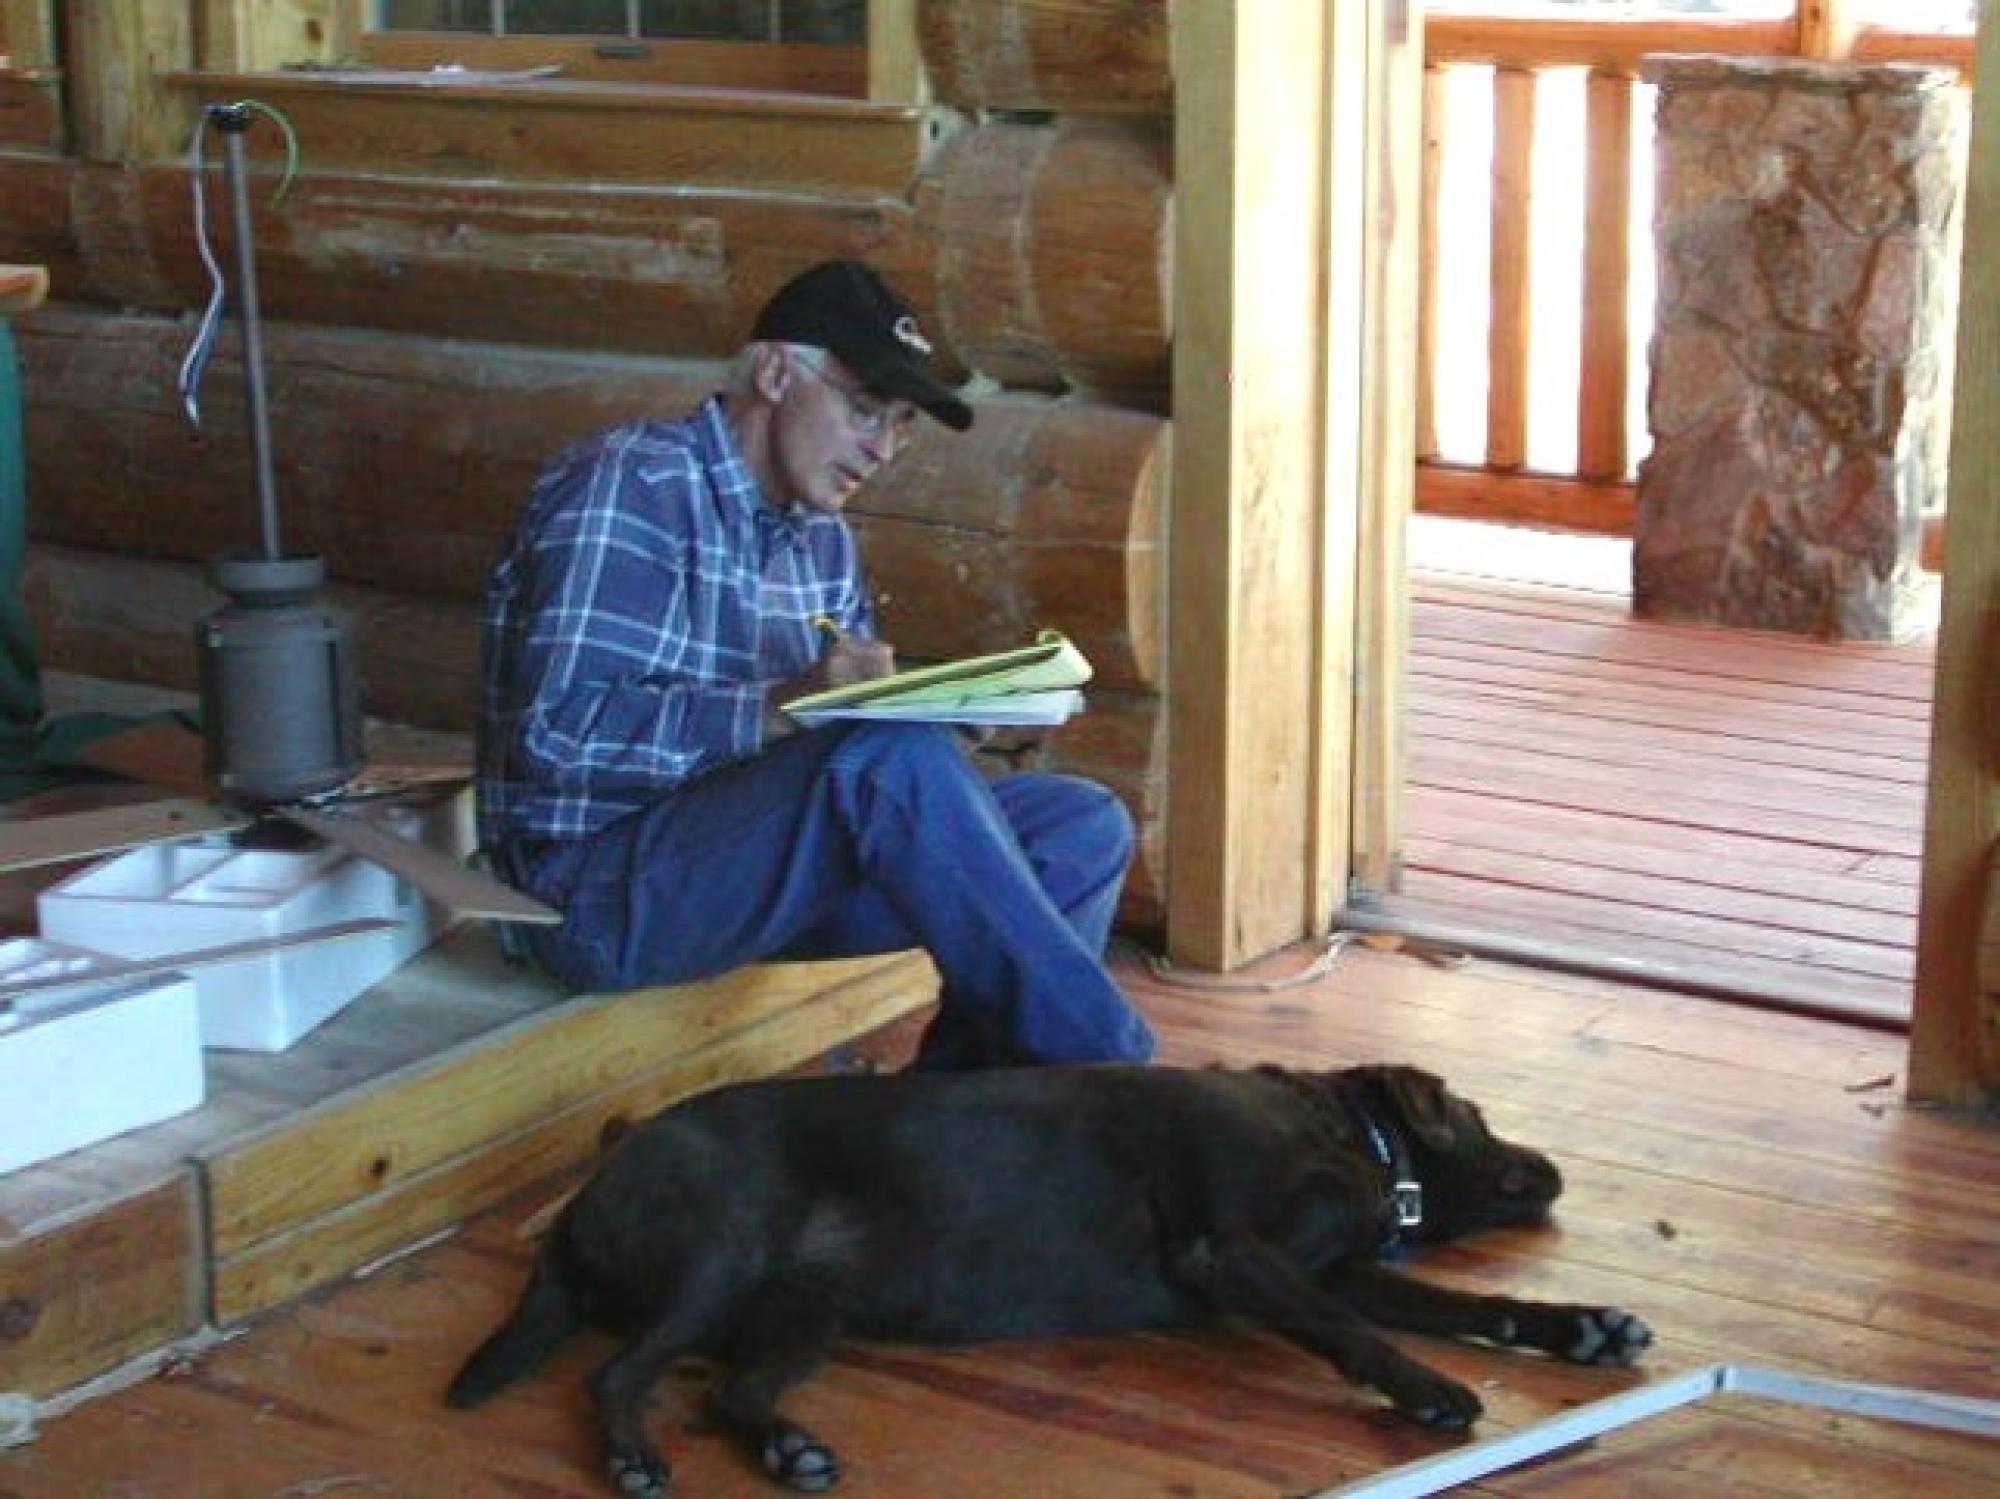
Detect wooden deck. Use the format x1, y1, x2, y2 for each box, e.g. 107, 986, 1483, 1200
3, 947, 1993, 1498
1390, 543, 1935, 1027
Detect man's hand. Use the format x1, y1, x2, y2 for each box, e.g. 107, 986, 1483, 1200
817, 635, 896, 689
762, 635, 897, 741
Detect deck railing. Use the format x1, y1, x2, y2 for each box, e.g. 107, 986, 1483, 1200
1415, 8, 1978, 537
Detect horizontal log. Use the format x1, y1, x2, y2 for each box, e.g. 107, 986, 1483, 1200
23, 542, 1166, 930
166, 71, 926, 191
1, 143, 1167, 397
0, 157, 84, 295
19, 309, 1163, 690
0, 70, 62, 152
919, 0, 1171, 113
87, 161, 934, 358
917, 119, 1172, 403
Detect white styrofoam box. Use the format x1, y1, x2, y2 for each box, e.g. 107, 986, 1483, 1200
36, 808, 446, 1052
0, 938, 205, 1175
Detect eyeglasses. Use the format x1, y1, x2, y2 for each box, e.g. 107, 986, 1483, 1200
789, 348, 918, 444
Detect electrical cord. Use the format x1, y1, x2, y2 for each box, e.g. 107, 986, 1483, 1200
177, 99, 301, 432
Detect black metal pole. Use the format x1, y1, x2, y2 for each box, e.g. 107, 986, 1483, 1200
212, 104, 282, 562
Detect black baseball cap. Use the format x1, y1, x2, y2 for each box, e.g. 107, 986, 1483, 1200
753, 260, 974, 432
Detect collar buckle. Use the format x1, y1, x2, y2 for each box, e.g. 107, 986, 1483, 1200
1392, 1180, 1425, 1230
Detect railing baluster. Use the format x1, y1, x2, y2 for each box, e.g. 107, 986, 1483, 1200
1486, 65, 1536, 473
1417, 64, 1445, 465
1413, 14, 1974, 537
1578, 68, 1632, 483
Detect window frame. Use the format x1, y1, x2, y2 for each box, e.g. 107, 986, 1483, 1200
351, 1, 873, 98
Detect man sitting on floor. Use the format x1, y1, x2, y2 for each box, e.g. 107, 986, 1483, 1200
476, 260, 1156, 1069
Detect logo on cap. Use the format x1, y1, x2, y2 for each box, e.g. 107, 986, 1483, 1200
892, 315, 933, 358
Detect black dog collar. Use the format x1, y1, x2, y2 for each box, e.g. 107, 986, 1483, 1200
1344, 1097, 1425, 1251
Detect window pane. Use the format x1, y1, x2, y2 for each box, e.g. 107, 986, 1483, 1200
377, 0, 494, 30
780, 0, 864, 43
507, 0, 632, 34
1423, 2, 1794, 16
640, 1, 774, 40
638, 0, 862, 42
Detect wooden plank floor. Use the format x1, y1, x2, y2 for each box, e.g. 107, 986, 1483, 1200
1391, 564, 1935, 1024
3, 947, 1994, 1498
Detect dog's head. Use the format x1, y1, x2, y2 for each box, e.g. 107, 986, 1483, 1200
1343, 1065, 1564, 1243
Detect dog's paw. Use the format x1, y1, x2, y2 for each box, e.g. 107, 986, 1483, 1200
1562, 1308, 1652, 1367
608, 1449, 672, 1499
762, 1424, 841, 1492
1383, 1366, 1483, 1432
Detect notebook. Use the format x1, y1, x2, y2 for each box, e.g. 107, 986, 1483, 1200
782, 631, 1091, 728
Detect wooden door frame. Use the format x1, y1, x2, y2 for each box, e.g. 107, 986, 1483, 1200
1167, 0, 1419, 971
1911, 0, 2000, 1109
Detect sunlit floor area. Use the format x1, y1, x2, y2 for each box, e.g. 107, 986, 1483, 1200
1401, 517, 1935, 1024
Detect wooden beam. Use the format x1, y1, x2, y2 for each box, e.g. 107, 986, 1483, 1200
206, 954, 936, 1321
0, 1175, 201, 1398
868, 0, 928, 104
1909, 0, 2000, 1109
1168, 0, 1332, 968
1346, 0, 1424, 900
1312, 0, 1371, 926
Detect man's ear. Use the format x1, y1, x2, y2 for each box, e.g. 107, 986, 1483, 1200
750, 342, 793, 405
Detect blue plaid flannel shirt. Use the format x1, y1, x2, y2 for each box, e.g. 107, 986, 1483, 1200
477, 396, 873, 851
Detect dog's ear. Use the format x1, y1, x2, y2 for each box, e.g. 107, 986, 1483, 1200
1379, 1067, 1458, 1150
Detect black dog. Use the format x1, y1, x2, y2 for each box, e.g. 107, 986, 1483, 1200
448, 1063, 1651, 1496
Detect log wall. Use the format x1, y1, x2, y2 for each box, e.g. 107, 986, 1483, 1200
0, 0, 1177, 926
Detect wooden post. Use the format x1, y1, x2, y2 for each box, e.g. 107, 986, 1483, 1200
1797, 0, 1863, 62
194, 2, 350, 72
1487, 65, 1536, 473
1416, 64, 1444, 465
868, 0, 928, 104
1313, 0, 1370, 928
1344, 0, 1423, 902
1577, 69, 1632, 483
1910, 0, 2000, 1108
59, 0, 195, 163
1168, 0, 1333, 968
1, 0, 56, 67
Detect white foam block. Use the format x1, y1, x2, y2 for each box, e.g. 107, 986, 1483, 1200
36, 814, 444, 1052
0, 939, 205, 1175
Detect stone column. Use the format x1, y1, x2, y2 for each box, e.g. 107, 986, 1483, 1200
1635, 56, 1964, 640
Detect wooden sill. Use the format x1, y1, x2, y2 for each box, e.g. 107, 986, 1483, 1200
165, 67, 914, 121
162, 70, 930, 192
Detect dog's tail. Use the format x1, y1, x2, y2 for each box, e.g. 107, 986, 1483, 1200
446, 1247, 584, 1408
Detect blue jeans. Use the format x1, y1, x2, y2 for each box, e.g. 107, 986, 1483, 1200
513, 723, 1156, 1070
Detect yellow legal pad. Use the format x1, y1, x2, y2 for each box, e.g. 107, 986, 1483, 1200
783, 630, 1091, 727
